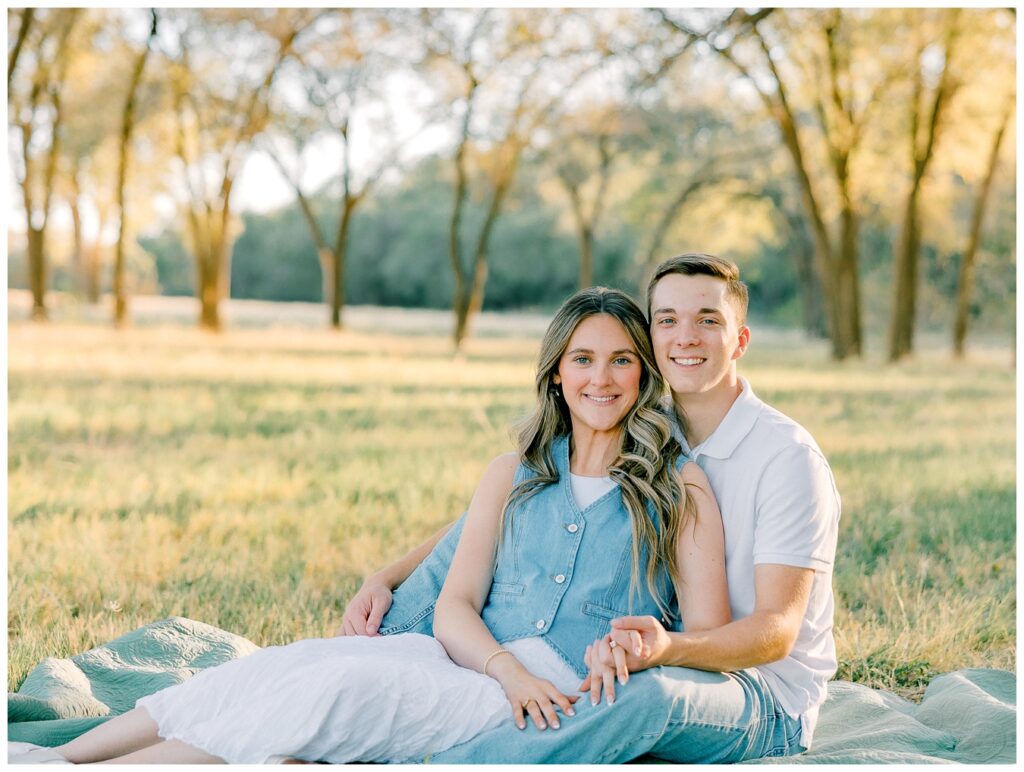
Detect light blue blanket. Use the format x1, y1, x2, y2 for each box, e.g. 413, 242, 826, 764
7, 618, 1015, 763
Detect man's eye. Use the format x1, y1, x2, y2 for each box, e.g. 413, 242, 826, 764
657, 318, 675, 325
700, 318, 718, 325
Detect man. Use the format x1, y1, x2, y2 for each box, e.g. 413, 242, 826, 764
339, 253, 841, 763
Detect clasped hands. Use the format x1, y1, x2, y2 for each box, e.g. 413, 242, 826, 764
579, 615, 672, 706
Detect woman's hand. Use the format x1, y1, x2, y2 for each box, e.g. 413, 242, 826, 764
579, 630, 640, 704
488, 654, 578, 730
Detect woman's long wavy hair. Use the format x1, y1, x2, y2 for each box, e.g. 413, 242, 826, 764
500, 287, 693, 622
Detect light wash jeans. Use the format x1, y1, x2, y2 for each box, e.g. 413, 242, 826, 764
427, 665, 804, 764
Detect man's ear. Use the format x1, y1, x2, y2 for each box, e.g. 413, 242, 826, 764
732, 326, 751, 361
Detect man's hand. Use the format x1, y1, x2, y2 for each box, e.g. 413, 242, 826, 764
610, 615, 673, 666
336, 580, 393, 636
578, 616, 672, 691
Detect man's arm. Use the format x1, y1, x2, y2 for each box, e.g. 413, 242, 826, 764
336, 521, 454, 636
613, 442, 838, 672
589, 564, 813, 679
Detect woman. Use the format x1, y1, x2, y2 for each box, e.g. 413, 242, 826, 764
17, 287, 729, 764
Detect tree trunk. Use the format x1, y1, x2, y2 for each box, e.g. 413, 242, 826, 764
69, 189, 84, 297
27, 227, 47, 321
113, 13, 157, 326
888, 12, 960, 362
197, 239, 223, 331
756, 34, 844, 358
330, 197, 356, 330
8, 8, 35, 89
85, 241, 102, 303
889, 182, 921, 360
453, 181, 508, 351
448, 150, 470, 347
318, 247, 334, 309
834, 202, 861, 357
578, 224, 594, 289
953, 99, 1011, 357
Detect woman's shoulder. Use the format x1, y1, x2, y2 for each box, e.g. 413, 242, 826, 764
486, 451, 521, 477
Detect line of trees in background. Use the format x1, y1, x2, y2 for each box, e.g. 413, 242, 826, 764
7, 7, 1016, 359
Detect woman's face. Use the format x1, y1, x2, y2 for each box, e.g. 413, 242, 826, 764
553, 314, 643, 437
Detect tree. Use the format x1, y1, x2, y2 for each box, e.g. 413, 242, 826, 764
264, 8, 423, 329
166, 8, 317, 330
888, 9, 962, 361
8, 8, 81, 320
660, 9, 895, 359
112, 9, 159, 326
952, 97, 1013, 357
420, 8, 599, 350
548, 106, 622, 289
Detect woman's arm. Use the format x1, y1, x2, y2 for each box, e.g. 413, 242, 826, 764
675, 461, 732, 631
433, 453, 577, 730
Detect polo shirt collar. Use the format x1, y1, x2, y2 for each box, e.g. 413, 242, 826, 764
683, 376, 762, 460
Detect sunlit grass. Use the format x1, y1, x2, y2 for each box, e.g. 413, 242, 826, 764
7, 316, 1015, 700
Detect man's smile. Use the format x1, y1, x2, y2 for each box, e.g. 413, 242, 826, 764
670, 356, 707, 367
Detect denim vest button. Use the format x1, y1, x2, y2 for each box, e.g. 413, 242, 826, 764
535, 619, 545, 629
566, 523, 579, 533
554, 574, 566, 584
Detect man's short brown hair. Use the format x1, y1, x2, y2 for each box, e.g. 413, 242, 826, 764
646, 252, 749, 326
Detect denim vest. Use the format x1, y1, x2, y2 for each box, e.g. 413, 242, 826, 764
379, 436, 676, 678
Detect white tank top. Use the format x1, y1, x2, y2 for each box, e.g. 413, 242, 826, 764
568, 472, 617, 510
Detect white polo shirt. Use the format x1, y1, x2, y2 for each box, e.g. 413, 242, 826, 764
669, 377, 841, 749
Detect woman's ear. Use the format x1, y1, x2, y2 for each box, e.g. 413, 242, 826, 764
552, 374, 561, 385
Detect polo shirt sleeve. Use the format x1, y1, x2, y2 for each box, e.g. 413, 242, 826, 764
752, 443, 840, 571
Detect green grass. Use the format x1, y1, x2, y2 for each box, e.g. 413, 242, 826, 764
7, 317, 1016, 700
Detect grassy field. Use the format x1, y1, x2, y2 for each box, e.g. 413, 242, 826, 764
7, 303, 1016, 700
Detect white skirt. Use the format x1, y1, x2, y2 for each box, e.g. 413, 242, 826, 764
137, 632, 578, 764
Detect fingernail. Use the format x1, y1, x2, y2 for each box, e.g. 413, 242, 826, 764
567, 708, 576, 716
552, 721, 560, 729
608, 696, 615, 705
591, 697, 598, 706
635, 648, 642, 656
618, 675, 626, 685
518, 723, 525, 730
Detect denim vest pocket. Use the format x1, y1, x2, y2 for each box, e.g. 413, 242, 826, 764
581, 601, 626, 620
490, 582, 525, 596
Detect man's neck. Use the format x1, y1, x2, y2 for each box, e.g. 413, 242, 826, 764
673, 377, 744, 449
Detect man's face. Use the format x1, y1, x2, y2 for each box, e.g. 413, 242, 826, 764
649, 273, 749, 399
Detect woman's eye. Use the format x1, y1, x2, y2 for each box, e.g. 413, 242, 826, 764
573, 356, 590, 365
613, 357, 632, 365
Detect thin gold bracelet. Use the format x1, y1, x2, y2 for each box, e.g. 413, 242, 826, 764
483, 647, 513, 676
